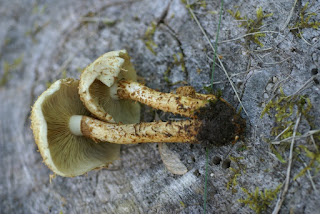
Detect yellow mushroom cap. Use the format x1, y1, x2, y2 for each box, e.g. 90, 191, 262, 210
31, 78, 120, 177
79, 50, 140, 124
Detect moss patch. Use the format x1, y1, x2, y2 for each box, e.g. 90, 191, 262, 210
290, 2, 320, 38
228, 7, 273, 47
0, 55, 24, 87
261, 87, 313, 140
261, 86, 320, 182
143, 21, 158, 55
226, 156, 246, 194
163, 53, 186, 85
238, 185, 281, 214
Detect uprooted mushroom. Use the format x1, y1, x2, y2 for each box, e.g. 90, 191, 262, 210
79, 50, 219, 123
31, 78, 245, 177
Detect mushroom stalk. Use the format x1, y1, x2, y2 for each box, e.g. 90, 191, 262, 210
175, 85, 234, 108
71, 115, 201, 144
112, 80, 210, 118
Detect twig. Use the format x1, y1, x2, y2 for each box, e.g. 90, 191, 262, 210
310, 134, 318, 152
253, 47, 273, 52
298, 28, 312, 46
272, 129, 320, 144
281, 0, 298, 31
205, 54, 223, 70
299, 155, 318, 192
267, 151, 283, 162
288, 76, 315, 99
272, 113, 301, 214
274, 126, 291, 141
80, 17, 115, 23
265, 76, 290, 105
219, 31, 279, 44
263, 57, 292, 65
186, 3, 250, 119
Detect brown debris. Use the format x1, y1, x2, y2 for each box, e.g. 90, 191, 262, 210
195, 99, 246, 147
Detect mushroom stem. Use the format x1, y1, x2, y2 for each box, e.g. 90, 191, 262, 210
71, 115, 201, 144
176, 86, 233, 108
113, 80, 210, 118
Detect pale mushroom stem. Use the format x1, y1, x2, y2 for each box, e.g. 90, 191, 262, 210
114, 80, 211, 118
79, 116, 201, 144
176, 85, 234, 108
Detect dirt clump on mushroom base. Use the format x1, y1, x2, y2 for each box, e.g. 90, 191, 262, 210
195, 100, 246, 147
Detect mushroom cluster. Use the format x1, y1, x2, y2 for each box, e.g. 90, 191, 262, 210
31, 50, 245, 177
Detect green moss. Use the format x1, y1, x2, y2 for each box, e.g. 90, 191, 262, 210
0, 63, 11, 87
226, 156, 246, 194
143, 22, 158, 55
203, 87, 223, 99
269, 144, 286, 163
181, 0, 207, 10
261, 86, 320, 181
290, 3, 320, 37
32, 3, 47, 15
144, 21, 157, 38
103, 19, 117, 27
163, 53, 187, 85
236, 143, 248, 152
4, 37, 12, 46
0, 55, 24, 87
226, 167, 241, 194
261, 87, 313, 162
203, 86, 213, 94
179, 201, 186, 208
261, 87, 313, 139
181, 0, 208, 18
294, 145, 320, 180
227, 7, 273, 47
25, 21, 50, 43
173, 53, 186, 72
199, 0, 206, 9
238, 185, 281, 214
163, 66, 172, 84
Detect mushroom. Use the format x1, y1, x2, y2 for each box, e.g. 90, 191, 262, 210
31, 79, 121, 177
176, 86, 219, 101
31, 78, 245, 177
78, 50, 140, 123
79, 50, 209, 122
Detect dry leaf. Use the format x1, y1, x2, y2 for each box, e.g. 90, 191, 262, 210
155, 111, 187, 175
158, 143, 188, 175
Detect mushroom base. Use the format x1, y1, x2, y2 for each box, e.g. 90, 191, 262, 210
195, 99, 246, 147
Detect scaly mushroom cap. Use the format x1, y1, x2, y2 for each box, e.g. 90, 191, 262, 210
79, 50, 140, 123
31, 79, 120, 177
